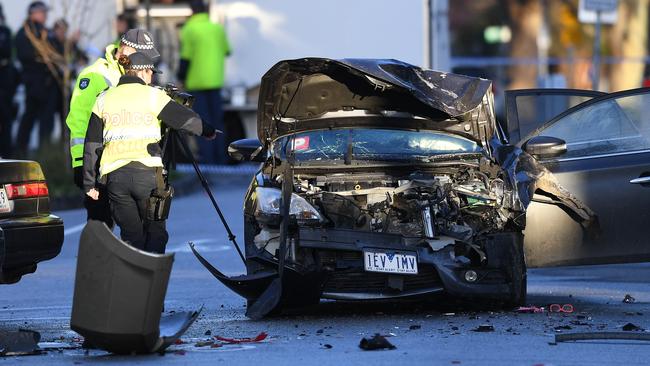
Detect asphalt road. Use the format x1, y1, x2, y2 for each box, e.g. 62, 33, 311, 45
1, 178, 650, 365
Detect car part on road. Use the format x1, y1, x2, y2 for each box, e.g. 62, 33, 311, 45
517, 306, 545, 313
622, 323, 644, 331
0, 329, 41, 356
215, 332, 268, 344
623, 294, 636, 303
555, 332, 650, 343
548, 304, 574, 313
71, 221, 201, 354
359, 334, 396, 350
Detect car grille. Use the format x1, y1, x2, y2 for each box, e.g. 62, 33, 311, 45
318, 250, 441, 294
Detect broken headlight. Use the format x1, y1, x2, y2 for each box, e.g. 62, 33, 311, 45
254, 187, 323, 224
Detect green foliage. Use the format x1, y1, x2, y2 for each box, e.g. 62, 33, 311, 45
30, 142, 78, 199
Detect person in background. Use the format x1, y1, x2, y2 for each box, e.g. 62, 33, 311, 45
14, 1, 58, 155
83, 52, 217, 253
0, 4, 19, 158
178, 0, 230, 164
50, 18, 84, 144
66, 29, 160, 228
113, 14, 129, 48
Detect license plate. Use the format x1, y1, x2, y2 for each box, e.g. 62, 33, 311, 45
0, 187, 10, 213
363, 249, 418, 275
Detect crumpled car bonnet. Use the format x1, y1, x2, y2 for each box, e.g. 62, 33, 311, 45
257, 58, 495, 144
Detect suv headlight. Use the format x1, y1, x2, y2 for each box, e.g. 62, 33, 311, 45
254, 187, 322, 223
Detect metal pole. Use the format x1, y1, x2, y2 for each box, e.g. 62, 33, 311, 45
145, 0, 151, 30
423, 0, 432, 69
592, 10, 601, 90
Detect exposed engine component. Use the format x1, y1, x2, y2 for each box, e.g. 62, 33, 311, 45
288, 169, 513, 247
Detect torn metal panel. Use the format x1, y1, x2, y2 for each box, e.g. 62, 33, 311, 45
71, 221, 200, 354
492, 140, 599, 232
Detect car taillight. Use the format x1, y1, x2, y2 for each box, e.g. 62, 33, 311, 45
5, 182, 49, 199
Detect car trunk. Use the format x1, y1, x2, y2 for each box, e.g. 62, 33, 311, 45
0, 160, 51, 219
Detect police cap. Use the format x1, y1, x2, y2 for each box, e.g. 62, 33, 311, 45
125, 52, 162, 74
121, 28, 160, 62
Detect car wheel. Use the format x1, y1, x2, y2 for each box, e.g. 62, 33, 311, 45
503, 233, 527, 308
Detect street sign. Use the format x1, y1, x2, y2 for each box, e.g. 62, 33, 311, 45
578, 0, 618, 24
583, 0, 618, 12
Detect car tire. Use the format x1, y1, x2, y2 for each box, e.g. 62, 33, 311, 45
504, 232, 527, 308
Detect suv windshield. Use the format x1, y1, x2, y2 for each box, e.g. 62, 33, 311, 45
272, 128, 482, 163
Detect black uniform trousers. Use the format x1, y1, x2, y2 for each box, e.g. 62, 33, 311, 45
106, 163, 168, 254
74, 167, 114, 228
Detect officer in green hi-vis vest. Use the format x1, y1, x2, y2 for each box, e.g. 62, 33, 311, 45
66, 29, 160, 227
82, 52, 217, 253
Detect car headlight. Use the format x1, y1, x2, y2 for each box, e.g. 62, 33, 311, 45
254, 187, 323, 223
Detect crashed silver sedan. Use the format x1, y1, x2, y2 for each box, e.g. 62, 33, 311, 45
194, 58, 598, 317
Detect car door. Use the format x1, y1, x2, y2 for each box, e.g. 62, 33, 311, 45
504, 89, 605, 144
516, 88, 650, 267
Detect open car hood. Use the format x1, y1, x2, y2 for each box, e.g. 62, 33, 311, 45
257, 58, 496, 145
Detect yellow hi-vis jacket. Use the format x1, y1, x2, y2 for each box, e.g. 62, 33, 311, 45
82, 75, 215, 192
66, 45, 123, 168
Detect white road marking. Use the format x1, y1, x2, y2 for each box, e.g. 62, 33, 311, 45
0, 305, 71, 312
64, 223, 86, 236
0, 316, 70, 322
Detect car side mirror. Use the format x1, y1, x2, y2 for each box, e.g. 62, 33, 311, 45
228, 139, 266, 162
522, 136, 567, 158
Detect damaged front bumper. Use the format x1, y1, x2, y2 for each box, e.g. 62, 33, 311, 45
297, 227, 514, 301
194, 226, 520, 304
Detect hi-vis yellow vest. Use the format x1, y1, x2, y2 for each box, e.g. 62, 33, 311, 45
92, 83, 172, 177
67, 45, 123, 168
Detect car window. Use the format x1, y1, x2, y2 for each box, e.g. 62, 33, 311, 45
539, 93, 650, 159
508, 93, 599, 143
273, 128, 482, 164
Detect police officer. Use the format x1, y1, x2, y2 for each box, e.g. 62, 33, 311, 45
82, 52, 217, 254
67, 29, 160, 227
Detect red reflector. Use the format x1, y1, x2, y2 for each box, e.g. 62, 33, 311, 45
5, 182, 49, 199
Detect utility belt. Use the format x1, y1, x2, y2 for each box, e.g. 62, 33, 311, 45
147, 166, 174, 221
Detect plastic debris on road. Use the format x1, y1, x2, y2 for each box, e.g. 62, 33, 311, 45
359, 334, 396, 351
0, 329, 41, 356
622, 323, 644, 331
215, 332, 268, 344
472, 324, 495, 332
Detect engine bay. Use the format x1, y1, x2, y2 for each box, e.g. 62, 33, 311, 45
252, 161, 522, 265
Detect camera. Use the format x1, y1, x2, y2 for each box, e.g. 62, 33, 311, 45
163, 83, 195, 108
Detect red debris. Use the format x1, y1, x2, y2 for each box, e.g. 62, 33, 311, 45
517, 306, 545, 313
174, 339, 184, 345
215, 332, 268, 344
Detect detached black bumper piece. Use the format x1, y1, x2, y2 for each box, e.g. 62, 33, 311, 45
0, 215, 63, 282
71, 221, 200, 355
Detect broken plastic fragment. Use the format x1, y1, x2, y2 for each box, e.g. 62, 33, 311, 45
215, 332, 268, 344
71, 221, 201, 354
472, 324, 495, 332
622, 323, 644, 332
623, 294, 636, 304
0, 329, 41, 356
359, 334, 396, 351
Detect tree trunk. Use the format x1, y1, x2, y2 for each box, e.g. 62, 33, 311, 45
507, 0, 542, 89
608, 0, 649, 91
